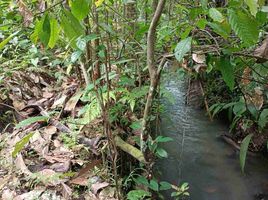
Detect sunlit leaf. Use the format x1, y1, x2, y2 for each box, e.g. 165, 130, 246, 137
12, 132, 35, 157
71, 0, 90, 20
0, 31, 19, 50
209, 8, 225, 22
95, 0, 105, 7
244, 0, 259, 16
48, 18, 60, 48
258, 109, 268, 128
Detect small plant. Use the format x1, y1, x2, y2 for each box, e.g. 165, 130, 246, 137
171, 182, 190, 199
148, 136, 173, 158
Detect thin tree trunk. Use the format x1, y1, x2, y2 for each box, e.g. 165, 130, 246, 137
141, 0, 166, 155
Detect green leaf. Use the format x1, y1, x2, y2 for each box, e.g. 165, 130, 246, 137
159, 181, 172, 190
258, 109, 268, 128
0, 31, 19, 50
71, 0, 90, 20
196, 18, 207, 29
156, 148, 168, 158
228, 9, 259, 46
240, 134, 253, 173
134, 176, 149, 186
12, 132, 35, 157
48, 18, 60, 48
60, 9, 85, 49
200, 0, 208, 9
16, 116, 49, 129
244, 0, 259, 16
209, 8, 225, 22
174, 37, 192, 62
207, 21, 231, 39
217, 57, 235, 90
155, 136, 173, 143
39, 14, 51, 46
149, 179, 159, 191
71, 50, 83, 63
127, 190, 151, 200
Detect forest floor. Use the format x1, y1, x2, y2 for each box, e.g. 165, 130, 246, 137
0, 68, 117, 200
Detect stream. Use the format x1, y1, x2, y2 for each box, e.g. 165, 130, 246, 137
156, 75, 268, 200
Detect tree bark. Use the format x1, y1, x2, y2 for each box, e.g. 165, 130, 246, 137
141, 0, 166, 155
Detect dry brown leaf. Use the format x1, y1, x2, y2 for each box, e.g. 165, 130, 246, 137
241, 67, 251, 85
254, 37, 268, 62
64, 91, 83, 112
15, 154, 32, 176
61, 183, 72, 200
91, 182, 109, 195
70, 160, 102, 186
17, 0, 33, 27
192, 53, 206, 64
50, 160, 70, 172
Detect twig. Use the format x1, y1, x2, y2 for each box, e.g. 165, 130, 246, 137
34, 0, 65, 16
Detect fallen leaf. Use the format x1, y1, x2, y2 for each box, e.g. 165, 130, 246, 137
192, 53, 206, 64
91, 182, 109, 195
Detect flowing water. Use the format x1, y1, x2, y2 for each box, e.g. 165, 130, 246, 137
156, 75, 268, 200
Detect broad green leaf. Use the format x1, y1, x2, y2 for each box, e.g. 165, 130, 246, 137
12, 132, 35, 157
156, 148, 168, 158
207, 21, 231, 39
217, 57, 235, 90
60, 9, 85, 49
244, 0, 259, 16
71, 0, 90, 20
155, 136, 173, 143
174, 37, 192, 62
127, 190, 151, 200
159, 181, 172, 190
258, 109, 268, 128
240, 134, 253, 173
16, 116, 49, 129
149, 179, 159, 191
39, 14, 51, 46
233, 102, 246, 115
228, 9, 259, 46
48, 18, 60, 48
31, 19, 42, 43
196, 18, 207, 29
209, 8, 225, 22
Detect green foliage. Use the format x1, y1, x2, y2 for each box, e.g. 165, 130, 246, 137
209, 8, 224, 23
16, 116, 49, 129
71, 0, 90, 21
217, 57, 235, 90
228, 9, 259, 47
258, 109, 268, 129
127, 190, 151, 200
240, 134, 253, 173
174, 37, 192, 62
244, 0, 259, 16
0, 31, 19, 50
12, 132, 34, 157
60, 9, 85, 49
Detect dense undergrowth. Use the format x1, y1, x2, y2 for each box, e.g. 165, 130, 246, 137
1, 0, 268, 199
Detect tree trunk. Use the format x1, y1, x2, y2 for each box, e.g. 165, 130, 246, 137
141, 0, 166, 156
